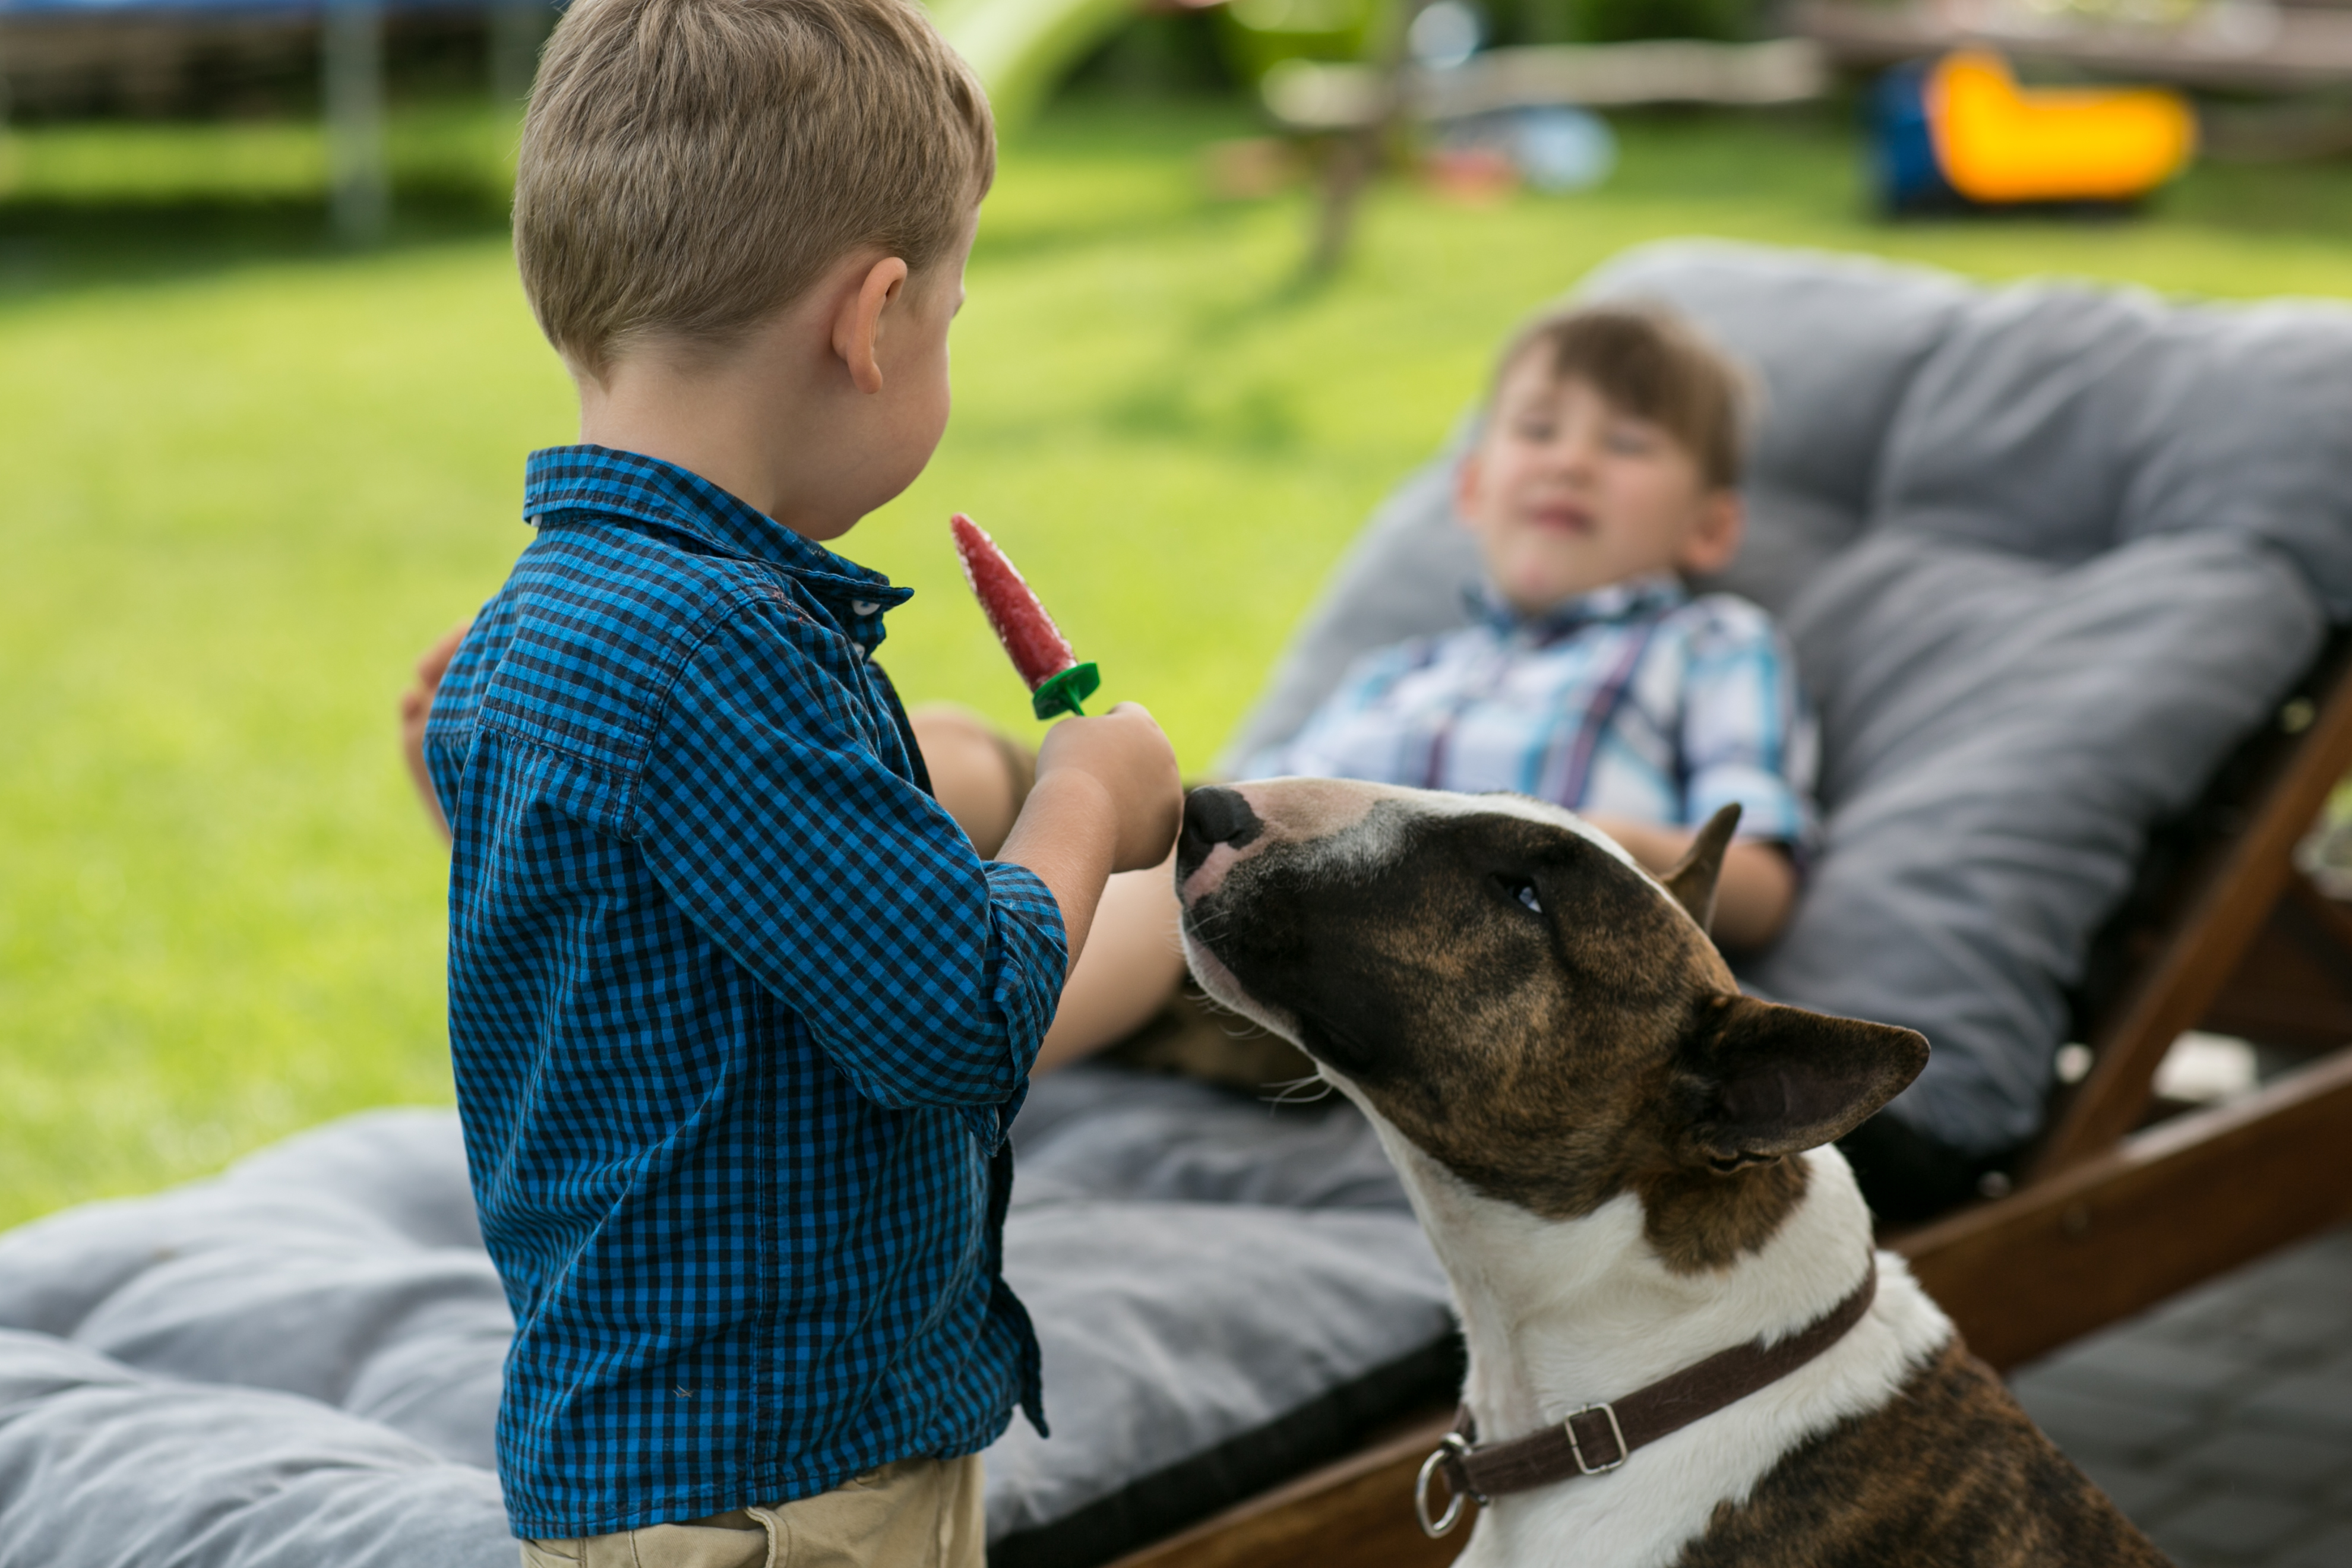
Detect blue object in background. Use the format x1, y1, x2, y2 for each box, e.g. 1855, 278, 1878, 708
1515, 105, 1616, 191
1871, 60, 1959, 214
1407, 0, 1482, 70
1432, 104, 1618, 193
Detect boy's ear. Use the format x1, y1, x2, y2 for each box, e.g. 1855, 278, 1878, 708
1661, 802, 1741, 933
1675, 489, 1745, 577
832, 254, 910, 396
1677, 994, 1928, 1171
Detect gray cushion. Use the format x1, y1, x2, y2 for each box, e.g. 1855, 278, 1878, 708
0, 1094, 1450, 1568
0, 1330, 515, 1568
1009, 1052, 1408, 1212
1762, 530, 2319, 1142
1877, 282, 2352, 614
1223, 241, 2351, 1154
0, 1113, 515, 1568
0, 1111, 508, 1470
988, 1200, 1447, 1558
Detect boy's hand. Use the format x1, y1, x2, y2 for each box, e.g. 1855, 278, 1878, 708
400, 619, 472, 843
999, 703, 1180, 975
1033, 702, 1182, 872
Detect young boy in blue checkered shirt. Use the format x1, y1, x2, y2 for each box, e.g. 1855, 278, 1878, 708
1027, 303, 1817, 1060
410, 0, 1181, 1560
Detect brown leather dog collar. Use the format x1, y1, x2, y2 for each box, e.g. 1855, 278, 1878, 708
1416, 1258, 1880, 1538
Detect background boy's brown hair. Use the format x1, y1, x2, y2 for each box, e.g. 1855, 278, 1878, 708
1497, 304, 1752, 490
515, 0, 994, 377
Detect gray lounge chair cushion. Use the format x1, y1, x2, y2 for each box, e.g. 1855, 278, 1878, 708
0, 1091, 1447, 1568
0, 1331, 513, 1568
1225, 242, 2352, 1155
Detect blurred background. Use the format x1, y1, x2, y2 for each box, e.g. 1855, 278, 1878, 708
4, 0, 2351, 1225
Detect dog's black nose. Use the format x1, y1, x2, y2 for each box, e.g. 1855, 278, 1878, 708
1179, 786, 1262, 871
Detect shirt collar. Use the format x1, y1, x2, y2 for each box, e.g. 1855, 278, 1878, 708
1466, 571, 1689, 640
521, 445, 914, 631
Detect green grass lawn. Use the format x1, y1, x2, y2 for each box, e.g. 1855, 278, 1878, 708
5, 95, 2351, 1228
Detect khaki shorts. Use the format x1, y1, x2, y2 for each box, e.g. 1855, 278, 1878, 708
521, 1455, 984, 1568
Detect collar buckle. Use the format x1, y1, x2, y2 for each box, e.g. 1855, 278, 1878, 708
1565, 1402, 1629, 1475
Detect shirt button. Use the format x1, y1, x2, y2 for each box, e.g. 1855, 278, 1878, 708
851, 600, 880, 617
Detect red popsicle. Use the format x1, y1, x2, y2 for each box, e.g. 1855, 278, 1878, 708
950, 513, 1102, 721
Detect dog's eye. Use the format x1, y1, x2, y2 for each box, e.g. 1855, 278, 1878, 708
1509, 879, 1542, 915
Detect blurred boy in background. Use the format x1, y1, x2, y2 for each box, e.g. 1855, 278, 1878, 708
947, 303, 1820, 1065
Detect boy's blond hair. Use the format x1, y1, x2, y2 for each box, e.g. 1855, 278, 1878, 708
1496, 304, 1752, 491
516, 0, 994, 376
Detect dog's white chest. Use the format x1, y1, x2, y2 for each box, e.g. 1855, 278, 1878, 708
1449, 1281, 1946, 1567
1392, 1146, 1951, 1568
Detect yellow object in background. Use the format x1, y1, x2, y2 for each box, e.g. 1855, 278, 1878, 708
1930, 50, 2196, 204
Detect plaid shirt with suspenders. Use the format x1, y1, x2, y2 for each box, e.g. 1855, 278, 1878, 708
1241, 574, 1817, 852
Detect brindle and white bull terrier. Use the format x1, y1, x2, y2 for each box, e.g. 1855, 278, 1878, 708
1174, 779, 2167, 1568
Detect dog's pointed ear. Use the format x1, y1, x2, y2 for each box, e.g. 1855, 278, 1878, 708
1660, 803, 1742, 934
1679, 995, 1928, 1171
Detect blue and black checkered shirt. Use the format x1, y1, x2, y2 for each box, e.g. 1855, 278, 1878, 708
424, 446, 1063, 1538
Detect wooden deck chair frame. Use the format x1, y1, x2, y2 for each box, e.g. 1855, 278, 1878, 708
1102, 634, 2352, 1568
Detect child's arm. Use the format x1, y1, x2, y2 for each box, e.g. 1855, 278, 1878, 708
995, 703, 1183, 975
399, 619, 472, 845
1579, 814, 1795, 951
908, 708, 1186, 1073
1651, 600, 1817, 950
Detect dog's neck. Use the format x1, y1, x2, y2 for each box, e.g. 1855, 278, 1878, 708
1361, 1112, 1878, 1445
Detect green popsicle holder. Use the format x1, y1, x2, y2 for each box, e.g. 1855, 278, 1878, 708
1031, 661, 1101, 720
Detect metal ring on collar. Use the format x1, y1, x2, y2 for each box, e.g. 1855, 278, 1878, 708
1415, 1433, 1475, 1538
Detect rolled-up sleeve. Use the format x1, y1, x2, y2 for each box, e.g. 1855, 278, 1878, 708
632, 599, 1067, 1112
1680, 600, 1820, 852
